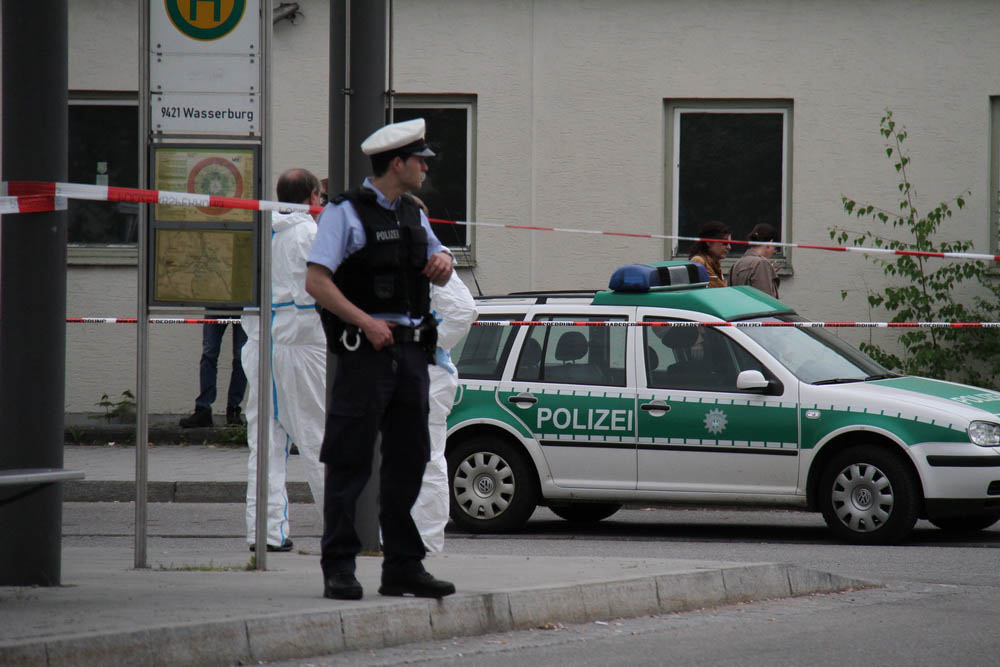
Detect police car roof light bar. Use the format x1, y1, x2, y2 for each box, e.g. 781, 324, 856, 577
608, 262, 707, 293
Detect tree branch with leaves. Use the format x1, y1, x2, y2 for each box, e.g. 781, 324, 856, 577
829, 109, 999, 384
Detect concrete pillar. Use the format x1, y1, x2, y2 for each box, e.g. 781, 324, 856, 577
326, 0, 391, 553
0, 0, 69, 586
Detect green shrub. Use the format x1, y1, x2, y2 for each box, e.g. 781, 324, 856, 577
92, 389, 137, 424
831, 109, 1000, 385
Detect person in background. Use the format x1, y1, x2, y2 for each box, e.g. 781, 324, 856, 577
179, 321, 247, 428
687, 221, 732, 288
729, 223, 780, 299
319, 177, 329, 205
242, 168, 327, 553
406, 195, 478, 554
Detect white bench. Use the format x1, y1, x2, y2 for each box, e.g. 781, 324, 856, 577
0, 468, 85, 487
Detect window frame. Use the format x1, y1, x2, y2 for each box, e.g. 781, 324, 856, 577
664, 99, 793, 267
452, 312, 524, 381
514, 314, 629, 388
392, 94, 477, 265
990, 96, 1000, 255
67, 92, 140, 265
642, 317, 768, 393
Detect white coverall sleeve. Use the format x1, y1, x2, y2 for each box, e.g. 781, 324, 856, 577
290, 223, 317, 307
431, 273, 478, 351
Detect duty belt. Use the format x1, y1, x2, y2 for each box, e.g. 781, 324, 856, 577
391, 326, 425, 344
338, 324, 425, 351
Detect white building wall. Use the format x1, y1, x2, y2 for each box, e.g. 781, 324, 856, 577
394, 0, 996, 295
61, 0, 1000, 413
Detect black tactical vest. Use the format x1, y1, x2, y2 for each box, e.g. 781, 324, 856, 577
332, 187, 431, 318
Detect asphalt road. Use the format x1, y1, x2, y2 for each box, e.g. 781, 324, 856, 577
240, 505, 995, 666
62, 502, 1000, 665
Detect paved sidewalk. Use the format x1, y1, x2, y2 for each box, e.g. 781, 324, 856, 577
63, 444, 314, 503
0, 442, 876, 665
0, 547, 872, 667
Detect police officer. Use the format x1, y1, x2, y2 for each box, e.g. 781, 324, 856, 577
305, 118, 455, 600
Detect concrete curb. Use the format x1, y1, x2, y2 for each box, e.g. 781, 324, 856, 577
63, 480, 314, 504
65, 425, 244, 447
0, 564, 875, 666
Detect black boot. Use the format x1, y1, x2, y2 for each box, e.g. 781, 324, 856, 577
179, 407, 212, 428
378, 570, 455, 598
226, 406, 244, 426
324, 573, 363, 600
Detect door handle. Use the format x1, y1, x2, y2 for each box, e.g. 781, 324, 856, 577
507, 393, 537, 406
640, 401, 670, 414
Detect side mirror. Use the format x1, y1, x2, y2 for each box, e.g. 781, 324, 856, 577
736, 370, 770, 392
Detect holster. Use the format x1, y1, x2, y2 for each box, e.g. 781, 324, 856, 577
317, 305, 360, 355
416, 313, 438, 364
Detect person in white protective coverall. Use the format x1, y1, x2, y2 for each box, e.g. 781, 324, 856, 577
409, 239, 478, 552
242, 168, 327, 552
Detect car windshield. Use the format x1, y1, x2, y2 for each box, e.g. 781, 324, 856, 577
737, 315, 894, 384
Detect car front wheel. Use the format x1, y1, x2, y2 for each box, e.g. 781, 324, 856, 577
448, 436, 538, 533
818, 445, 919, 545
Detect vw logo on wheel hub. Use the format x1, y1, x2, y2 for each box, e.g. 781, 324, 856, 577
853, 486, 874, 509
474, 474, 495, 498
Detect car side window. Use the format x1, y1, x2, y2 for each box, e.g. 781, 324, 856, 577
643, 318, 765, 392
514, 315, 627, 387
452, 314, 524, 380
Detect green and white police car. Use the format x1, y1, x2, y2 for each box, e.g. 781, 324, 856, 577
445, 261, 1000, 545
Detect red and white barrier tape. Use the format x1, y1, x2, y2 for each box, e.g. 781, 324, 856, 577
67, 317, 242, 324
427, 217, 1000, 263
66, 317, 1000, 328
0, 194, 68, 215
4, 180, 997, 263
471, 320, 1000, 329
4, 181, 321, 216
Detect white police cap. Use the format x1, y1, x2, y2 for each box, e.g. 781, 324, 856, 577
361, 118, 436, 157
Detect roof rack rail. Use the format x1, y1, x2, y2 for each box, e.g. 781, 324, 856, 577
474, 289, 598, 304
505, 289, 597, 297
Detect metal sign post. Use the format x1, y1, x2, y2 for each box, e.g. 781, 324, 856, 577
137, 0, 268, 568
135, 0, 151, 570
256, 0, 274, 570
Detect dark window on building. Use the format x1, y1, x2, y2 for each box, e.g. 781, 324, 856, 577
393, 103, 472, 250
68, 103, 139, 244
671, 107, 788, 257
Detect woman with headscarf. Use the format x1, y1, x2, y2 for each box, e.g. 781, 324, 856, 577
688, 221, 732, 288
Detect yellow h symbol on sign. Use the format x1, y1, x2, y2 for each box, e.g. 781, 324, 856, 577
165, 0, 245, 40
189, 0, 222, 22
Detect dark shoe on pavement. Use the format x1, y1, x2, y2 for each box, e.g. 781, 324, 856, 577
226, 406, 244, 426
324, 573, 363, 600
179, 407, 212, 428
248, 538, 293, 553
378, 570, 455, 598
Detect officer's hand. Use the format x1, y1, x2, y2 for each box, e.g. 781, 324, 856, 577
423, 252, 453, 286
362, 318, 395, 350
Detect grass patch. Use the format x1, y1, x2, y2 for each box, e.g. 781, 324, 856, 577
156, 559, 256, 572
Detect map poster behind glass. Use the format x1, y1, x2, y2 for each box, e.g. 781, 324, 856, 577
153, 146, 256, 223
152, 227, 255, 305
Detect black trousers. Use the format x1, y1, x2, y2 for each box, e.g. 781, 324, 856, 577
319, 340, 430, 577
